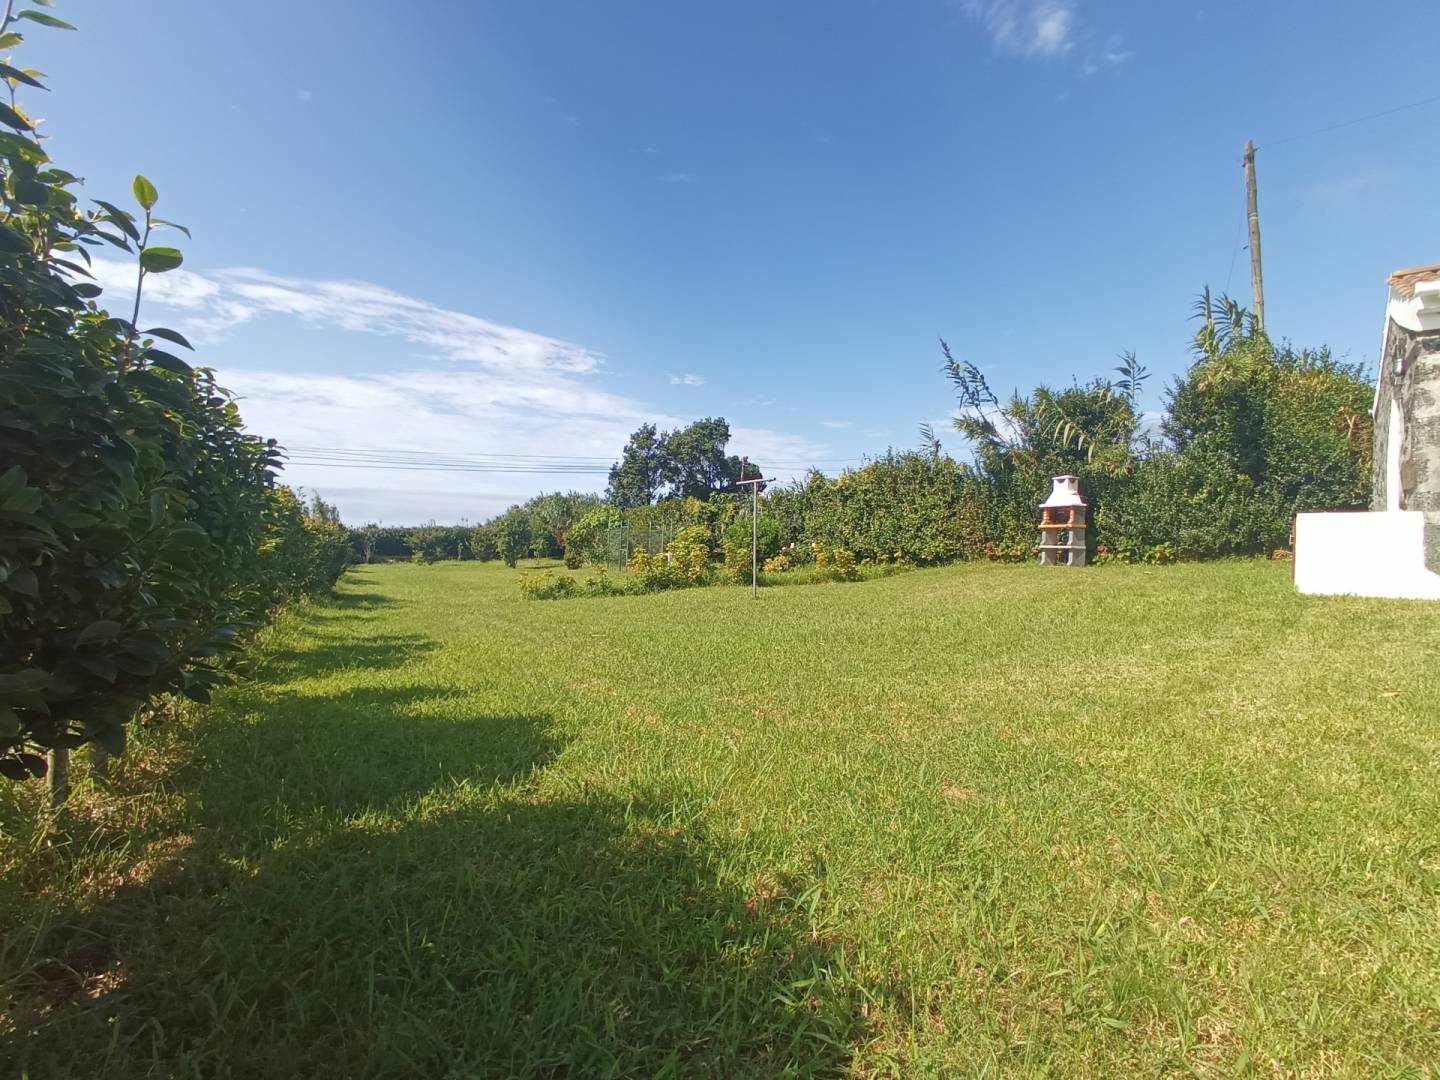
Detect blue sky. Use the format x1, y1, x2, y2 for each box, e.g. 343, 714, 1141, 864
21, 0, 1440, 522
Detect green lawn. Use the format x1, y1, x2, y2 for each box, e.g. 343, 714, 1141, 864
4, 560, 1439, 1076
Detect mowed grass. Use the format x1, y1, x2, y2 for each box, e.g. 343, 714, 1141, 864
3, 559, 1440, 1076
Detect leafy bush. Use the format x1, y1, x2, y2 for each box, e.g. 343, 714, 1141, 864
519, 564, 626, 601
495, 512, 533, 567
762, 554, 792, 574
349, 525, 412, 562
812, 544, 860, 582
518, 569, 578, 600
470, 525, 498, 562
0, 11, 347, 787
408, 526, 467, 564
262, 488, 353, 598
722, 515, 782, 561
722, 538, 751, 582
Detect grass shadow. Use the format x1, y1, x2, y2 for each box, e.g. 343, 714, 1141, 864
9, 784, 867, 1077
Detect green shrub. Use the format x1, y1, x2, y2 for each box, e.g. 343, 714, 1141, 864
812, 544, 860, 582
0, 15, 349, 785
470, 525, 498, 562
722, 516, 782, 561
408, 526, 460, 564
518, 569, 577, 600
495, 512, 533, 568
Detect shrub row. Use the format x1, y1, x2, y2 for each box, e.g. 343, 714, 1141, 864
1, 17, 347, 786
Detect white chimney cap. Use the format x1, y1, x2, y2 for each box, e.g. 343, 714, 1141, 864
1040, 475, 1086, 508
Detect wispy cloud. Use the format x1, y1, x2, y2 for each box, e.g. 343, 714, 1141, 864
89, 259, 602, 373
657, 171, 694, 184
965, 0, 1074, 57
963, 1, 1132, 72
88, 259, 827, 521
820, 420, 851, 429
670, 373, 706, 386
1080, 33, 1132, 75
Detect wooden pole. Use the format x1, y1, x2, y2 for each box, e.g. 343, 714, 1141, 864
1243, 139, 1265, 331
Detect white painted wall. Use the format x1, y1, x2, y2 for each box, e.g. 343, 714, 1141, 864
1295, 512, 1440, 600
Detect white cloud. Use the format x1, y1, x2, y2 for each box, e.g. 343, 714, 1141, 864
88, 258, 602, 372
965, 0, 1074, 57
670, 373, 706, 386
1080, 32, 1132, 75
657, 172, 694, 184
90, 259, 828, 522
963, 2, 1132, 72
820, 420, 851, 429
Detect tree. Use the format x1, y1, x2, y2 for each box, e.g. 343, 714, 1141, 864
657, 417, 753, 499
606, 423, 663, 508
495, 511, 533, 567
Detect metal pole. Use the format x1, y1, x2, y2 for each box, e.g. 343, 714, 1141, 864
751, 478, 758, 599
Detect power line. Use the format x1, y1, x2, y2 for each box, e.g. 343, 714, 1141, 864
279, 444, 868, 476
1223, 213, 1244, 296
1254, 92, 1440, 152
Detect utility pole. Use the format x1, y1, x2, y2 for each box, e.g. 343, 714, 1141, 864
1243, 139, 1265, 331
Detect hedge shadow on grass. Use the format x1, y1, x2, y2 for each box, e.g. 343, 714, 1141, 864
257, 630, 439, 684
7, 576, 871, 1076
9, 748, 869, 1077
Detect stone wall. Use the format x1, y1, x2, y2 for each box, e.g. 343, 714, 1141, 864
1372, 319, 1440, 512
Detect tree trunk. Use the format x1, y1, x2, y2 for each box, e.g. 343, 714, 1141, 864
48, 747, 70, 806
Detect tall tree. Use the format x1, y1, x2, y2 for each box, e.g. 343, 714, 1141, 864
606, 423, 663, 508
658, 417, 751, 499
606, 418, 757, 504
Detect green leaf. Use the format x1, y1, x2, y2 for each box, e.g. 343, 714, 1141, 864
77, 619, 124, 645
0, 224, 30, 253
0, 669, 47, 693
150, 218, 191, 239
0, 466, 25, 501
93, 199, 141, 242
14, 178, 50, 205
139, 246, 183, 273
0, 62, 46, 89
91, 723, 126, 756
0, 101, 33, 131
4, 566, 38, 597
132, 173, 158, 211
0, 33, 24, 49
2, 486, 40, 513
161, 525, 209, 550
181, 681, 211, 704
142, 326, 194, 350
143, 348, 192, 375
16, 10, 76, 30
